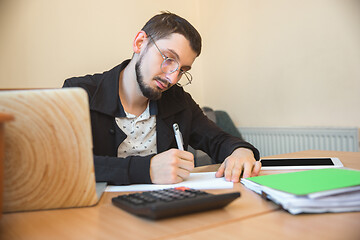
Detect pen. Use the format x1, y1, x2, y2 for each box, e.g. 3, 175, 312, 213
173, 123, 184, 150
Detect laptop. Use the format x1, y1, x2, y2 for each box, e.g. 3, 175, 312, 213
0, 88, 106, 213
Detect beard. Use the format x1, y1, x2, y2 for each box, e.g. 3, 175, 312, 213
135, 56, 166, 100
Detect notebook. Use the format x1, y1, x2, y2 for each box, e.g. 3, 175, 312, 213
0, 88, 106, 213
241, 168, 360, 214
244, 168, 360, 196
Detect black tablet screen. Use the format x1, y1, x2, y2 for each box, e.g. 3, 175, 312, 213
260, 158, 334, 167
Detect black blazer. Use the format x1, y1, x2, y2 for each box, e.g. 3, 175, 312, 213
63, 60, 260, 185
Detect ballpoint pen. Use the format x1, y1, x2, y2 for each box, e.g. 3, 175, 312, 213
173, 123, 184, 150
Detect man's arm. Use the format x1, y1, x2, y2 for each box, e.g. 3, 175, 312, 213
185, 92, 260, 162
93, 154, 154, 185
181, 92, 261, 181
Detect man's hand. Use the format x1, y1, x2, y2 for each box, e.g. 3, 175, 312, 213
215, 148, 261, 182
150, 149, 194, 184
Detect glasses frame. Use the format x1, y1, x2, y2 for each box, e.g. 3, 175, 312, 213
147, 35, 192, 87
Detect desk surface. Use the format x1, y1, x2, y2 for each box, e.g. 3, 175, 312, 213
1, 150, 360, 240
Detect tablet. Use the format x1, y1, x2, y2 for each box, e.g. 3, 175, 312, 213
260, 157, 343, 170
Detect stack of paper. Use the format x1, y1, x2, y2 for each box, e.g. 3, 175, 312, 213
241, 168, 360, 214
106, 172, 233, 192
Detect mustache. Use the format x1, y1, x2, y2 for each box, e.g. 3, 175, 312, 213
154, 76, 171, 88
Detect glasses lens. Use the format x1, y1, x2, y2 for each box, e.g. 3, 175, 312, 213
176, 71, 192, 87
161, 58, 178, 74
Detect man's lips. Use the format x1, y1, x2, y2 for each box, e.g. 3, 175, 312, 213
154, 77, 170, 90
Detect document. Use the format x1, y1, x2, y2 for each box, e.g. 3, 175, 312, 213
241, 168, 360, 214
106, 172, 233, 192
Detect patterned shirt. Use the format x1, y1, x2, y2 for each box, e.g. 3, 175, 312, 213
115, 103, 157, 158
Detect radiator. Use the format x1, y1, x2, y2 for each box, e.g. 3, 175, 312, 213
238, 127, 359, 157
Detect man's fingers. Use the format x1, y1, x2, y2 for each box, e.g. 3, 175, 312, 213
150, 149, 194, 184
176, 167, 191, 181
178, 160, 194, 172
176, 151, 194, 171
224, 159, 235, 181
242, 162, 253, 179
251, 161, 262, 177
214, 148, 262, 182
230, 163, 242, 182
215, 163, 225, 178
176, 149, 194, 161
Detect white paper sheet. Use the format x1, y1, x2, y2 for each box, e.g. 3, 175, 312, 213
105, 172, 233, 192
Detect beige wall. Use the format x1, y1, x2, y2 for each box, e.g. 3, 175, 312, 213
1, 0, 359, 128
200, 0, 360, 128
0, 0, 204, 99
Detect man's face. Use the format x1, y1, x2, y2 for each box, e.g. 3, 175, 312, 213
135, 33, 197, 100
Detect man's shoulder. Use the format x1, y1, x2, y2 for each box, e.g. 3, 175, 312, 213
158, 85, 195, 114
63, 64, 123, 88
162, 85, 187, 98
165, 85, 198, 105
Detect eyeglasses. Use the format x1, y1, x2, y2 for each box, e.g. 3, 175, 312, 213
148, 35, 192, 87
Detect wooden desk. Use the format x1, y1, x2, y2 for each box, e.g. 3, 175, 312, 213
168, 150, 360, 240
1, 150, 359, 240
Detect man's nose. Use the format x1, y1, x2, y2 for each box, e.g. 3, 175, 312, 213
165, 71, 180, 85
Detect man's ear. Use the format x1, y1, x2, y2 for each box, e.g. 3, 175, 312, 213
133, 31, 147, 54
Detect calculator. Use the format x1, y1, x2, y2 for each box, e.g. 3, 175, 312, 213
111, 187, 240, 220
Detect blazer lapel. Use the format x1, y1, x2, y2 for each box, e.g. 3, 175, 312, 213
155, 86, 188, 153
156, 116, 176, 152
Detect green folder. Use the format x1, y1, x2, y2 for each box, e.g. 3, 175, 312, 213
246, 168, 360, 196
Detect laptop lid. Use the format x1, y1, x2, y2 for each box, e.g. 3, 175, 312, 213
0, 88, 104, 212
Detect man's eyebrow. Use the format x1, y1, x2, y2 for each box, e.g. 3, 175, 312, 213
167, 49, 180, 60
167, 48, 192, 71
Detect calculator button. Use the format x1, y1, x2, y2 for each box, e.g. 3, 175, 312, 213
126, 197, 144, 205
174, 187, 190, 191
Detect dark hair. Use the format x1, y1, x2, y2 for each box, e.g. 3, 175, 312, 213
141, 11, 202, 56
